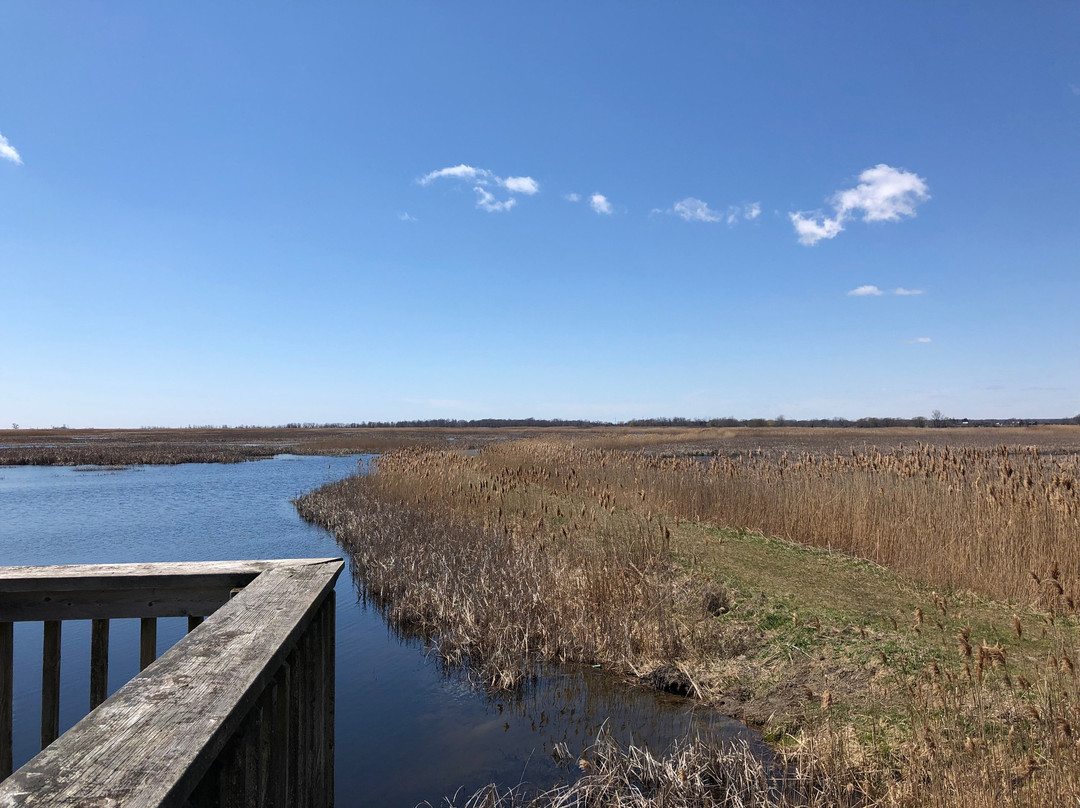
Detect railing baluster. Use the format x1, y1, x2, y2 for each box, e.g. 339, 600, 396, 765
90, 619, 109, 710
187, 615, 204, 633
41, 620, 61, 749
323, 596, 335, 808
139, 617, 157, 671
270, 663, 291, 806
2, 622, 12, 779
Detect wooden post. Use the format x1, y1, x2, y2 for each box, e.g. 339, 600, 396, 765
139, 617, 157, 671
187, 615, 204, 633
41, 620, 61, 748
90, 619, 109, 710
1, 622, 12, 779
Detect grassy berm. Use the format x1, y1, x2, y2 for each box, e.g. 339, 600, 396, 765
295, 439, 1080, 806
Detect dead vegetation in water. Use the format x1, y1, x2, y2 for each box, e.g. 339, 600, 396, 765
297, 438, 1080, 805
295, 457, 703, 689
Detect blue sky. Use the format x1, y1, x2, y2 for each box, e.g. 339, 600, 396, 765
2, 3, 1078, 427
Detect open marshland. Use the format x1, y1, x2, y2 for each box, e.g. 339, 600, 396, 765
297, 428, 1080, 806
0, 425, 552, 466
4, 423, 1079, 467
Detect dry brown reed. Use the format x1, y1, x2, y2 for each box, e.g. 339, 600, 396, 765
298, 440, 1080, 806
436, 731, 782, 808
481, 440, 1080, 612
294, 453, 707, 689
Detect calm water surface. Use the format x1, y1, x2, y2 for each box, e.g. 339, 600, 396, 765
0, 456, 761, 806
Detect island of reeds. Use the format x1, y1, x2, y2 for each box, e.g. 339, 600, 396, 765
295, 426, 1080, 807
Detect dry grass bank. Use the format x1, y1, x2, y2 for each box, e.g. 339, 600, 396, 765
486, 439, 1080, 610
298, 439, 1080, 805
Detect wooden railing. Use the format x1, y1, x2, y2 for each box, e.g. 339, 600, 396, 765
0, 558, 343, 807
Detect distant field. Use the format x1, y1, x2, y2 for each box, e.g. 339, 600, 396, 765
2, 424, 1078, 466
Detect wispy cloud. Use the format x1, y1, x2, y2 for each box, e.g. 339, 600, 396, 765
848, 285, 925, 297
0, 132, 22, 165
564, 193, 581, 203
673, 197, 721, 222
908, 337, 932, 344
848, 285, 884, 296
664, 198, 761, 225
419, 164, 489, 185
590, 193, 613, 215
475, 186, 516, 213
398, 212, 418, 222
418, 163, 538, 213
790, 164, 930, 245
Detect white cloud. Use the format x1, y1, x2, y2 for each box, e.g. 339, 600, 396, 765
673, 197, 722, 223
0, 132, 22, 165
893, 287, 923, 295
501, 176, 539, 195
744, 202, 761, 220
590, 193, 613, 215
848, 285, 884, 296
790, 211, 845, 245
790, 164, 929, 245
909, 337, 932, 344
475, 186, 516, 213
398, 212, 418, 222
835, 164, 930, 222
419, 164, 490, 185
418, 163, 538, 212
564, 193, 581, 202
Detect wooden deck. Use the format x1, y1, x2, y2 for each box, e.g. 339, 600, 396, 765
0, 558, 343, 807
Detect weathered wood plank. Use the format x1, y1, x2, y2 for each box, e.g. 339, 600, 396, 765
0, 559, 338, 623
0, 559, 333, 590
90, 619, 109, 710
139, 618, 157, 671
0, 558, 343, 806
1, 622, 11, 780
0, 587, 238, 623
40, 622, 61, 749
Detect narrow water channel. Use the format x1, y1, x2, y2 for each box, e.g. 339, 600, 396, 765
0, 455, 763, 806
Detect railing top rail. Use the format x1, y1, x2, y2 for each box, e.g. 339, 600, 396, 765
0, 558, 344, 807
0, 558, 344, 622
0, 558, 339, 591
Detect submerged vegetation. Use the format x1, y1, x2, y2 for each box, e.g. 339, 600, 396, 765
297, 433, 1080, 805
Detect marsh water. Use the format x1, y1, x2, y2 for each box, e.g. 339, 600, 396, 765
0, 455, 762, 806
